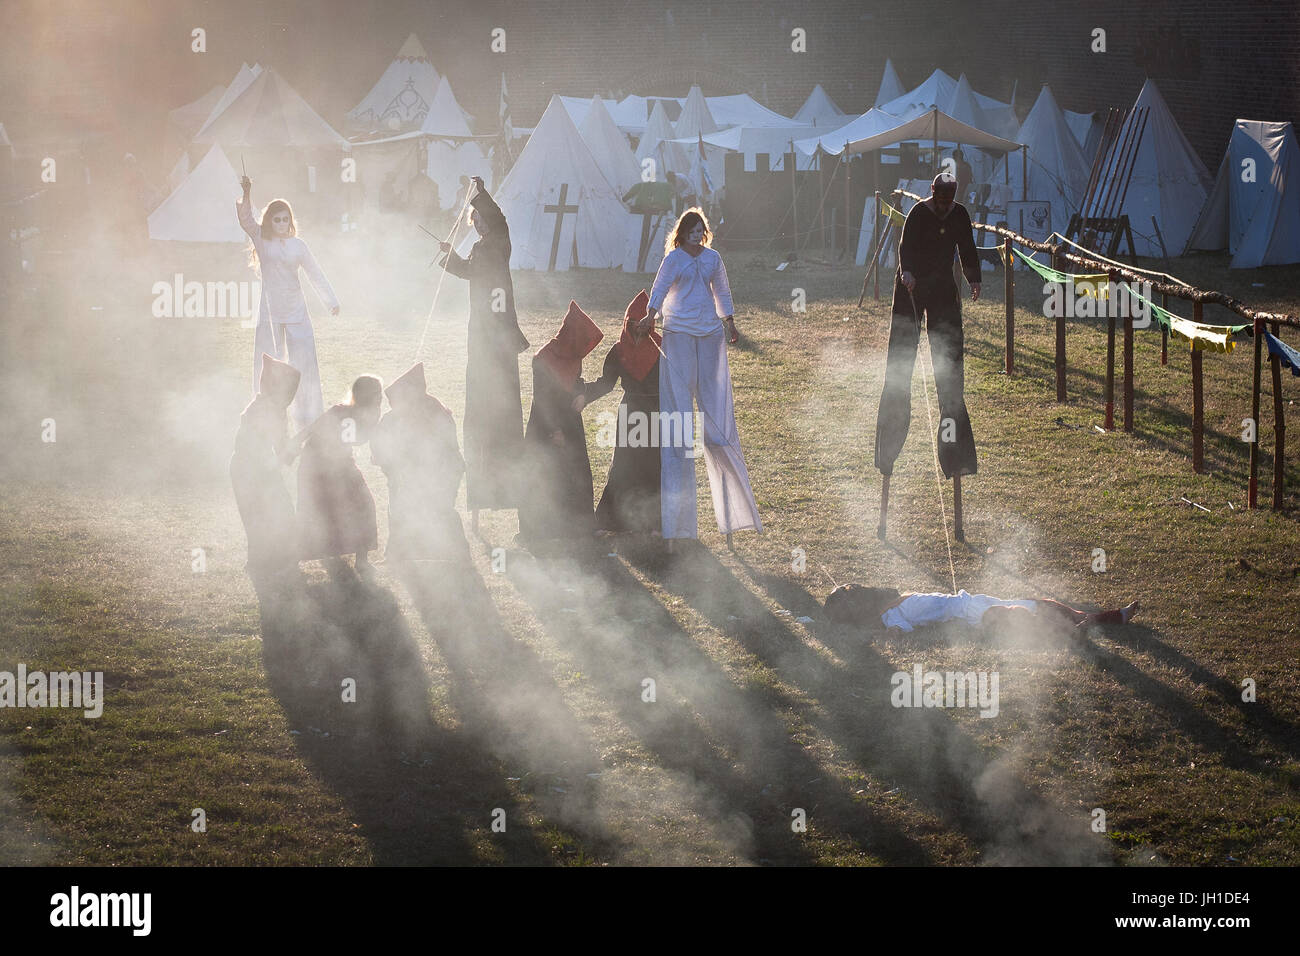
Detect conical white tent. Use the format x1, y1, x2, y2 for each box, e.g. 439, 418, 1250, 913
197, 64, 263, 138
194, 66, 347, 148
487, 95, 628, 270
635, 99, 689, 179
348, 34, 441, 132
995, 86, 1092, 235
168, 84, 225, 142
421, 77, 490, 210
1101, 79, 1213, 257
578, 95, 642, 197
795, 84, 847, 128
875, 59, 905, 108
1187, 120, 1300, 267
148, 145, 246, 242
675, 86, 719, 138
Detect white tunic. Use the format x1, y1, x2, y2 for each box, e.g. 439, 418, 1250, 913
237, 199, 338, 324
648, 247, 733, 336
881, 590, 1038, 632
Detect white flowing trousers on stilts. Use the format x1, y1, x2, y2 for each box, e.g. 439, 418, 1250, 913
658, 326, 762, 539
253, 317, 324, 432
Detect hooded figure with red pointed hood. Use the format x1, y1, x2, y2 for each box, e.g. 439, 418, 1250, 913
370, 363, 470, 563
517, 301, 604, 548
575, 290, 662, 534
230, 353, 301, 578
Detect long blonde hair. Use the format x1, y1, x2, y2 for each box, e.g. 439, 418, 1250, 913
664, 207, 712, 256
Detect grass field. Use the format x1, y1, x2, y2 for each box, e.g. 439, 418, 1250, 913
1, 233, 1297, 866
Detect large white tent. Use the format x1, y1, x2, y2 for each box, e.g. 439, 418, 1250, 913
675, 86, 720, 138
794, 103, 929, 156
484, 95, 628, 270
635, 99, 689, 178
193, 66, 348, 149
878, 68, 1018, 139
794, 84, 847, 128
995, 86, 1092, 236
875, 59, 906, 108
421, 77, 490, 210
578, 95, 642, 197
196, 64, 263, 140
147, 144, 246, 243
1099, 79, 1213, 257
348, 33, 441, 133
1186, 119, 1300, 268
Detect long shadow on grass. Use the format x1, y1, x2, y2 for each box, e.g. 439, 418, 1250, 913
254, 566, 550, 865
507, 538, 932, 865
393, 557, 617, 861
664, 548, 1114, 865
1080, 622, 1300, 771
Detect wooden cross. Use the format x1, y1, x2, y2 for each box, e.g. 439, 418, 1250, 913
636, 212, 664, 272
543, 182, 578, 271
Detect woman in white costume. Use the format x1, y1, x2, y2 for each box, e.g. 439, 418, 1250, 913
639, 208, 761, 543
237, 176, 339, 431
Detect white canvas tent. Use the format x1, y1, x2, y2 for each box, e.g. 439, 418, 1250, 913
794, 103, 929, 156
482, 95, 629, 270
578, 95, 642, 197
840, 108, 1023, 160
675, 86, 720, 138
1186, 119, 1300, 267
635, 99, 689, 179
348, 34, 441, 132
795, 84, 847, 127
147, 145, 246, 243
1099, 79, 1213, 257
995, 86, 1092, 235
875, 59, 906, 108
196, 64, 263, 139
193, 66, 348, 148
420, 78, 490, 211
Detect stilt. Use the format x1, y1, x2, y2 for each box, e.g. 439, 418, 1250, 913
953, 473, 964, 542
471, 509, 480, 535
668, 538, 676, 555
726, 532, 733, 550
877, 473, 890, 539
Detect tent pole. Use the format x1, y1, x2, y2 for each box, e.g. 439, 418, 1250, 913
1053, 249, 1066, 401
844, 144, 851, 258
932, 109, 938, 179
790, 139, 797, 256
1021, 145, 1027, 201
1249, 316, 1263, 508
1271, 322, 1286, 511
1123, 286, 1134, 432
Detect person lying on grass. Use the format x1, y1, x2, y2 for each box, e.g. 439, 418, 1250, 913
824, 585, 1139, 635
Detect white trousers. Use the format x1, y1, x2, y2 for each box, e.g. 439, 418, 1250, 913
658, 327, 762, 539
253, 318, 324, 432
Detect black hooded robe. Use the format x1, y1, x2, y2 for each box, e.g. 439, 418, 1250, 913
585, 345, 662, 533
517, 357, 596, 545
441, 188, 530, 511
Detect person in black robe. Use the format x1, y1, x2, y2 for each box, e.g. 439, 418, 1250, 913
370, 362, 471, 564
438, 176, 529, 523
875, 174, 981, 481
289, 375, 382, 576
517, 301, 604, 549
230, 353, 300, 580
575, 290, 662, 534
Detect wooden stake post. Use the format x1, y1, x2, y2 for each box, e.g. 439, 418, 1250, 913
1123, 275, 1134, 432
1192, 302, 1205, 473
1004, 237, 1014, 374
1271, 322, 1286, 511
1249, 317, 1263, 508
1105, 269, 1117, 430
1053, 250, 1066, 401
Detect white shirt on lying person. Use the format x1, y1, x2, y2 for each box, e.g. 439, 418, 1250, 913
237, 199, 338, 325
881, 590, 1038, 632
648, 246, 734, 337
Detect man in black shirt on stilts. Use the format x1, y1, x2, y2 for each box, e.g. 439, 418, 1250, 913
874, 173, 981, 539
